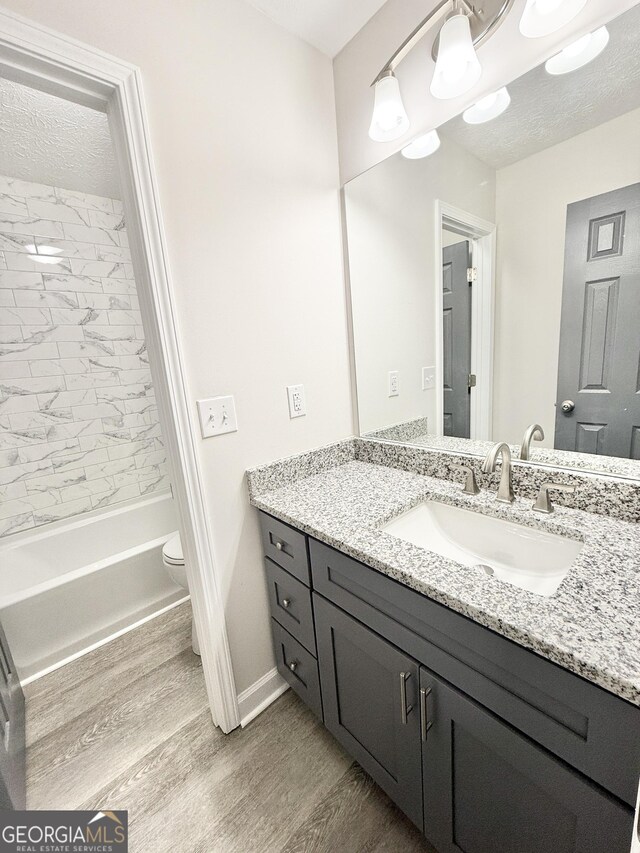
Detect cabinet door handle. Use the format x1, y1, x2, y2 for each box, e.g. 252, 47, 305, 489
281, 598, 291, 609
288, 660, 298, 673
399, 671, 413, 724
420, 686, 433, 742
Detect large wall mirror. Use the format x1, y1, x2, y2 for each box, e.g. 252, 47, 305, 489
345, 3, 640, 479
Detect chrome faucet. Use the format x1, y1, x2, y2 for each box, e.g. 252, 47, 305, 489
520, 423, 544, 460
482, 442, 515, 504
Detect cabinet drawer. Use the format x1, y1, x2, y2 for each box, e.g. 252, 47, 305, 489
265, 558, 316, 655
310, 537, 640, 806
271, 620, 323, 720
260, 512, 310, 585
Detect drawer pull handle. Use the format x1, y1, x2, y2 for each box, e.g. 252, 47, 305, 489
275, 541, 283, 551
289, 660, 298, 672
400, 671, 413, 724
281, 598, 291, 609
420, 687, 433, 742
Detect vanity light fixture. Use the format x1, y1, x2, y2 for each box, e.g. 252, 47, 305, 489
430, 12, 482, 99
462, 86, 511, 123
368, 70, 410, 142
519, 0, 587, 38
368, 0, 514, 142
401, 129, 441, 159
544, 26, 609, 74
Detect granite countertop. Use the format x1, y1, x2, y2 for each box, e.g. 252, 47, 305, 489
364, 418, 640, 480
250, 458, 640, 706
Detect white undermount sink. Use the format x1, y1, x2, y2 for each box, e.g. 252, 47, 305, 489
381, 500, 583, 597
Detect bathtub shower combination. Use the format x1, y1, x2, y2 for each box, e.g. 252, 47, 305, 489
0, 169, 188, 681
0, 492, 186, 681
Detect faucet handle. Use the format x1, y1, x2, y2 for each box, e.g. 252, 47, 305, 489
533, 482, 576, 514
454, 463, 480, 496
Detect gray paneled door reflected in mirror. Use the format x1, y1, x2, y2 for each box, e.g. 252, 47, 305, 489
555, 183, 640, 459
442, 238, 471, 439
344, 2, 640, 480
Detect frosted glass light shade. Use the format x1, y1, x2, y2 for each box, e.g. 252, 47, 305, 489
401, 130, 441, 159
430, 14, 482, 100
519, 0, 587, 38
545, 26, 609, 74
463, 87, 511, 124
368, 73, 410, 142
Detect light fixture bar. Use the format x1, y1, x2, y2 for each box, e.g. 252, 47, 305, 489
371, 0, 514, 87
371, 0, 454, 86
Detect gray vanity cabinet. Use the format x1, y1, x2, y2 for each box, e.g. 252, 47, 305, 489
260, 513, 323, 720
313, 593, 423, 829
313, 590, 631, 851
259, 512, 637, 852
421, 669, 633, 853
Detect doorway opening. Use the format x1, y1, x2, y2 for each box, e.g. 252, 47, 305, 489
434, 201, 495, 441
0, 8, 240, 767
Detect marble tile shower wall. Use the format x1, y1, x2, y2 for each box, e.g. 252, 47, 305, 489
0, 175, 170, 537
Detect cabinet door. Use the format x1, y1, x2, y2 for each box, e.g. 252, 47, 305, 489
314, 594, 423, 829
421, 669, 633, 853
0, 619, 25, 810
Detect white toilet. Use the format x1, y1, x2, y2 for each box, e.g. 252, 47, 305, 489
162, 533, 200, 655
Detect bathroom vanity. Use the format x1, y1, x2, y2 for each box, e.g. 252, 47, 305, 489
248, 7, 640, 845
249, 443, 640, 853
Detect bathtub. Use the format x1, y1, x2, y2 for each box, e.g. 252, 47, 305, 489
0, 492, 187, 682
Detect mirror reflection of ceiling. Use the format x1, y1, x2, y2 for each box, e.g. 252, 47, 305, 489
440, 5, 640, 170
0, 78, 120, 198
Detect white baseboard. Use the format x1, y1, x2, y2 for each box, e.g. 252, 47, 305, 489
237, 667, 289, 727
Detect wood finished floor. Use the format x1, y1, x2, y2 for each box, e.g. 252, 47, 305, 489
26, 602, 435, 852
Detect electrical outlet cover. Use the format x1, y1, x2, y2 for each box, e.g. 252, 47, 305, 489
422, 366, 436, 391
388, 371, 399, 397
287, 384, 306, 418
196, 396, 238, 437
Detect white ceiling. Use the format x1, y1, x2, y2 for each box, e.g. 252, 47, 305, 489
440, 4, 640, 170
0, 78, 120, 198
244, 0, 388, 56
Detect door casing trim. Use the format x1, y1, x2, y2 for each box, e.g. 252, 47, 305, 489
435, 200, 496, 441
0, 7, 240, 731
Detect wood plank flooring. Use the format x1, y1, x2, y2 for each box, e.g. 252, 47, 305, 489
26, 602, 434, 853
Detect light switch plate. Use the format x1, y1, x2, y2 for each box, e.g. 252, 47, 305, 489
388, 370, 399, 397
196, 396, 238, 437
422, 366, 436, 391
287, 384, 306, 418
